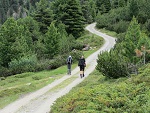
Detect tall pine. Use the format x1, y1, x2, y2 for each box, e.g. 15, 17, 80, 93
96, 0, 111, 14
33, 0, 54, 34
44, 22, 60, 58
63, 0, 85, 38
122, 17, 141, 61
0, 18, 31, 67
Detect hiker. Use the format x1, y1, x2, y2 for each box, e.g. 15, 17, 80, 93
67, 55, 72, 75
78, 55, 86, 78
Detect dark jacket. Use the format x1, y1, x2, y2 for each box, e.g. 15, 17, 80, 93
78, 58, 85, 66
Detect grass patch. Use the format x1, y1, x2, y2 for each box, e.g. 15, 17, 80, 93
77, 33, 104, 48
83, 48, 99, 58
99, 28, 117, 37
50, 64, 150, 113
47, 75, 78, 94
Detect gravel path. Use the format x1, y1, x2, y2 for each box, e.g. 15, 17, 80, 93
0, 23, 116, 113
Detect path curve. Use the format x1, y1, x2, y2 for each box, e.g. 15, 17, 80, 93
0, 23, 116, 113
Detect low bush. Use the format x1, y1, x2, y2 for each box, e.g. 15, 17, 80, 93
96, 14, 108, 28
9, 55, 38, 75
32, 75, 42, 80
96, 50, 129, 78
0, 67, 11, 77
35, 51, 82, 71
72, 41, 83, 50
113, 20, 129, 33
35, 59, 51, 71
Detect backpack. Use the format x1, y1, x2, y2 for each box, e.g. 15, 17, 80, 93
67, 57, 71, 64
78, 58, 85, 66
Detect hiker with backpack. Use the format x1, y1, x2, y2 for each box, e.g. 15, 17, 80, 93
78, 55, 86, 78
67, 55, 72, 75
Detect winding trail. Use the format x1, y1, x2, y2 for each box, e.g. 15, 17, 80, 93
0, 23, 116, 113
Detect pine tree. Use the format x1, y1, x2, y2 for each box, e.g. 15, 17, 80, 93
0, 18, 33, 67
122, 17, 141, 61
57, 23, 75, 54
44, 22, 60, 58
89, 0, 97, 21
96, 0, 111, 14
17, 17, 40, 42
0, 18, 20, 67
128, 0, 139, 17
33, 0, 54, 34
51, 0, 68, 22
80, 0, 93, 23
62, 0, 85, 38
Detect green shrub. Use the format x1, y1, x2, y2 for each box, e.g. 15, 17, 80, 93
35, 59, 51, 71
0, 67, 11, 77
9, 55, 38, 74
35, 51, 82, 72
72, 41, 83, 50
96, 50, 129, 78
113, 20, 129, 33
32, 75, 42, 80
96, 14, 108, 28
144, 19, 150, 36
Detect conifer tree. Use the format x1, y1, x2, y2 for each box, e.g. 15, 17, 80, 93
89, 0, 97, 21
17, 17, 40, 42
57, 23, 75, 54
96, 0, 111, 14
51, 0, 85, 38
0, 18, 33, 67
122, 17, 141, 61
62, 0, 85, 38
80, 0, 93, 23
33, 0, 54, 34
129, 0, 139, 17
44, 22, 60, 58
